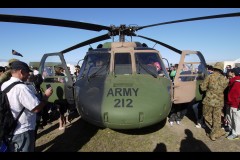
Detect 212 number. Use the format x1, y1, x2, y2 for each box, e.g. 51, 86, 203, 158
114, 99, 133, 107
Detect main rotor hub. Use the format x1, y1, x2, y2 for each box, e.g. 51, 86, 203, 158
109, 24, 137, 42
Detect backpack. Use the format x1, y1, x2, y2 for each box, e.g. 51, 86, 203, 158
0, 81, 25, 150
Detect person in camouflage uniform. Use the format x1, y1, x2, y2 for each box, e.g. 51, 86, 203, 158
0, 58, 19, 84
200, 62, 229, 141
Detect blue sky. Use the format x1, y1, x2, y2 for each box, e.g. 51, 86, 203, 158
0, 8, 240, 66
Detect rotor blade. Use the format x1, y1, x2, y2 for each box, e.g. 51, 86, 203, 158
137, 12, 240, 31
61, 33, 110, 54
0, 14, 110, 31
135, 34, 181, 54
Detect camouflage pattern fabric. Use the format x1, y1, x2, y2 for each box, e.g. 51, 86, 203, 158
200, 71, 228, 140
203, 104, 222, 136
0, 70, 11, 84
8, 58, 19, 67
200, 72, 228, 107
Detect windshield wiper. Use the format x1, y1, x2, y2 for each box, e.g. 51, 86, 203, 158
136, 57, 157, 78
88, 57, 110, 81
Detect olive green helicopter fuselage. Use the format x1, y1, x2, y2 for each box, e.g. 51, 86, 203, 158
74, 42, 172, 129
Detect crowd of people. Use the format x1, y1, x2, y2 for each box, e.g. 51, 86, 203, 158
167, 62, 240, 142
0, 59, 53, 152
0, 59, 81, 152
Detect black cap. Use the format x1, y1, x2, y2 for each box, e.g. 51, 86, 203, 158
11, 61, 33, 72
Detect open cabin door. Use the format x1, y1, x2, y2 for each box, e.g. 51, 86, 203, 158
39, 52, 75, 106
173, 51, 207, 104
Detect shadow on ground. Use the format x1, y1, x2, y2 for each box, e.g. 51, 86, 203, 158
35, 112, 99, 152
179, 129, 211, 152
114, 118, 167, 135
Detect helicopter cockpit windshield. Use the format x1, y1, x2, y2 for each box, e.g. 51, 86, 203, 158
114, 53, 132, 75
135, 52, 166, 78
83, 52, 110, 79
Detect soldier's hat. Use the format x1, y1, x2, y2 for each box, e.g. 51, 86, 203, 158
8, 58, 19, 67
213, 62, 224, 71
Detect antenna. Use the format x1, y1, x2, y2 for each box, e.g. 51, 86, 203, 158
88, 44, 93, 51
152, 43, 157, 48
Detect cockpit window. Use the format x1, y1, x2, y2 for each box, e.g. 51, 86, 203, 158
114, 53, 132, 75
81, 53, 110, 78
135, 52, 166, 77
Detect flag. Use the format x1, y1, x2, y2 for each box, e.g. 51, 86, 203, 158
12, 49, 23, 57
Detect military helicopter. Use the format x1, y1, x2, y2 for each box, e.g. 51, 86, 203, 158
0, 12, 239, 129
